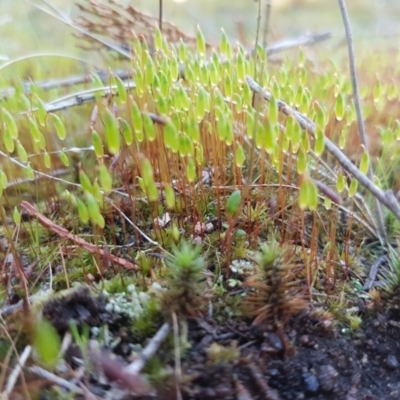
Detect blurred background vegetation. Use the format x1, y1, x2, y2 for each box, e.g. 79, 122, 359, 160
0, 0, 399, 93
1, 0, 400, 58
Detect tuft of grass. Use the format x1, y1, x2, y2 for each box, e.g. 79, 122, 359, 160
379, 243, 400, 311
244, 241, 307, 328
162, 241, 208, 318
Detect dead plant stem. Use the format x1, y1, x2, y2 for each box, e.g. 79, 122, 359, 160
245, 75, 400, 224
337, 0, 386, 242
125, 322, 171, 375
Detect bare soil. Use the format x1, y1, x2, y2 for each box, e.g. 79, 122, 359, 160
35, 287, 400, 400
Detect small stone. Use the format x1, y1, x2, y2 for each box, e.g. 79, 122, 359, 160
268, 368, 280, 377
300, 335, 309, 346
387, 355, 399, 370
302, 372, 320, 393
205, 222, 214, 233
194, 222, 206, 235
266, 332, 283, 351
192, 236, 202, 245
317, 365, 339, 392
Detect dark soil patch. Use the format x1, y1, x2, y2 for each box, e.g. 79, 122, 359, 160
36, 288, 400, 400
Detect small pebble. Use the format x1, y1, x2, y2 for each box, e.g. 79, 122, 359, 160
194, 222, 206, 235
317, 365, 339, 392
266, 332, 284, 351
387, 355, 399, 370
300, 335, 309, 345
268, 368, 280, 377
302, 372, 320, 393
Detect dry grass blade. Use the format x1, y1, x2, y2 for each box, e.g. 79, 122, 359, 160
2, 345, 31, 398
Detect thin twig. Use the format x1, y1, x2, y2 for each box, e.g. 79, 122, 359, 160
0, 291, 47, 318
245, 360, 280, 400
3, 346, 31, 397
364, 255, 388, 290
125, 322, 171, 375
0, 53, 97, 72
107, 199, 169, 252
337, 0, 386, 242
159, 0, 163, 31
19, 201, 138, 271
28, 365, 84, 395
23, 0, 132, 60
262, 1, 272, 49
0, 70, 131, 100
264, 31, 331, 55
245, 75, 400, 223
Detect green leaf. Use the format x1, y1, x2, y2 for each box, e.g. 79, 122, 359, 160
33, 318, 61, 369
143, 113, 156, 141
13, 207, 21, 225
76, 197, 89, 224
43, 151, 51, 169
179, 39, 187, 62
0, 171, 8, 190
196, 26, 206, 57
195, 143, 204, 165
26, 163, 35, 180
141, 159, 154, 187
92, 130, 104, 158
196, 86, 209, 122
359, 146, 370, 175
235, 143, 245, 167
224, 75, 232, 99
3, 127, 15, 153
209, 59, 219, 86
16, 140, 28, 162
165, 184, 175, 209
297, 146, 307, 174
60, 151, 69, 167
79, 169, 93, 193
114, 75, 127, 103
236, 51, 245, 83
269, 96, 278, 126
226, 189, 241, 217
49, 113, 66, 140
220, 29, 229, 57
131, 101, 143, 137
298, 179, 309, 210
164, 120, 179, 152
335, 92, 345, 121
308, 181, 319, 211
336, 171, 346, 193
1, 108, 18, 139
28, 116, 42, 143
120, 119, 133, 145
33, 94, 47, 126
154, 26, 163, 51
348, 178, 358, 197
339, 130, 347, 149
99, 164, 113, 192
186, 158, 196, 182
145, 57, 155, 87
86, 192, 105, 228
324, 196, 332, 210
147, 182, 159, 201
263, 120, 276, 154
314, 127, 325, 157
103, 108, 120, 155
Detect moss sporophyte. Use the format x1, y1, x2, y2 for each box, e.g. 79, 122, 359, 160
1, 0, 400, 398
